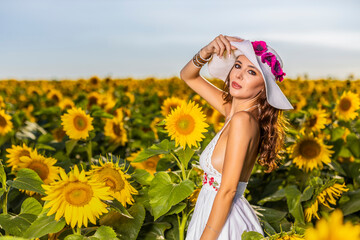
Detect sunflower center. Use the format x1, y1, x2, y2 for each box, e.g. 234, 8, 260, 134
339, 98, 351, 111
300, 140, 321, 159
176, 115, 195, 135
19, 149, 31, 159
64, 182, 93, 206
308, 116, 317, 127
0, 115, 6, 127
112, 122, 122, 136
27, 161, 49, 180
73, 115, 88, 131
97, 168, 125, 191
145, 160, 156, 168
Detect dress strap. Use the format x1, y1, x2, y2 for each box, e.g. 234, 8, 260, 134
242, 103, 260, 112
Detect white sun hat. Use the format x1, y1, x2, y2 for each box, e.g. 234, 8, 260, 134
207, 38, 294, 110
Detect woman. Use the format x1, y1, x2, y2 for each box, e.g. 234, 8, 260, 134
180, 34, 294, 240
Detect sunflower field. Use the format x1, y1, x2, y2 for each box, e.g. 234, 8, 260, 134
0, 76, 360, 240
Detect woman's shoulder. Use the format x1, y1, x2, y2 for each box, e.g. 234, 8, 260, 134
229, 111, 260, 136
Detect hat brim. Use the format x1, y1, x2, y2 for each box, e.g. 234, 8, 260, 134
207, 39, 294, 110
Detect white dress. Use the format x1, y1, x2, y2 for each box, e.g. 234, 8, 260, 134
185, 108, 265, 240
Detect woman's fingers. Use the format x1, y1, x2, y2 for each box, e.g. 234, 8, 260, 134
215, 37, 224, 58
226, 36, 244, 41
219, 34, 231, 57
213, 38, 221, 57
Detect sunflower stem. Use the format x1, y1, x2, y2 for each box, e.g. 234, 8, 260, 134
178, 209, 188, 240
87, 140, 92, 165
2, 186, 9, 215
170, 151, 186, 181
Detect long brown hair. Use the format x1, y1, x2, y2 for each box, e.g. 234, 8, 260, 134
221, 73, 290, 173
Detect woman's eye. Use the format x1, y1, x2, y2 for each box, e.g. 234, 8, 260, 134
235, 64, 256, 75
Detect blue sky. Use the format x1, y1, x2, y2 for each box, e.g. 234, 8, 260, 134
0, 0, 359, 80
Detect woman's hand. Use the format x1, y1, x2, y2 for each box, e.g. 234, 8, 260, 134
200, 34, 244, 59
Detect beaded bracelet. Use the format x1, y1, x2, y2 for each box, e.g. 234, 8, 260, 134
192, 50, 213, 68
206, 224, 220, 233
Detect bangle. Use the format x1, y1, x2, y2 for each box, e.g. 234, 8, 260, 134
192, 50, 213, 69
206, 224, 220, 233
192, 55, 203, 68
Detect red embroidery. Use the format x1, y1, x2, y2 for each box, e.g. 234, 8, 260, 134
202, 173, 219, 191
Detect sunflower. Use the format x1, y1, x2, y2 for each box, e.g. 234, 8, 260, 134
188, 188, 201, 206
334, 91, 360, 121
0, 109, 13, 136
299, 108, 330, 135
125, 92, 135, 104
88, 157, 138, 207
304, 181, 349, 222
150, 117, 163, 140
113, 108, 124, 121
128, 152, 161, 176
42, 165, 113, 228
305, 209, 360, 240
210, 110, 226, 132
104, 117, 128, 145
165, 100, 209, 149
46, 89, 63, 103
61, 107, 94, 140
58, 98, 75, 111
51, 126, 67, 142
87, 92, 102, 109
17, 150, 60, 196
160, 96, 186, 117
287, 133, 334, 172
5, 143, 34, 172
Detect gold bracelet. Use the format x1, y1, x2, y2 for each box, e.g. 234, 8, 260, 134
206, 224, 220, 233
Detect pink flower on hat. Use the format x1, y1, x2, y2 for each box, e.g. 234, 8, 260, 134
251, 41, 268, 55
251, 40, 287, 82
271, 60, 286, 82
261, 52, 276, 66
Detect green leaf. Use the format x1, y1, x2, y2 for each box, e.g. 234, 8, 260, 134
64, 235, 86, 240
0, 237, 29, 240
0, 161, 6, 190
241, 230, 264, 240
339, 189, 360, 216
346, 133, 360, 158
176, 147, 195, 169
0, 213, 37, 236
164, 202, 186, 216
251, 205, 287, 223
92, 110, 115, 119
331, 127, 346, 141
65, 139, 79, 156
300, 186, 314, 202
107, 199, 134, 219
7, 168, 45, 195
99, 203, 145, 240
92, 226, 118, 240
131, 139, 176, 163
148, 172, 194, 220
258, 188, 285, 205
35, 143, 56, 151
284, 185, 305, 225
22, 208, 66, 239
131, 169, 154, 185
137, 222, 172, 240
20, 197, 42, 215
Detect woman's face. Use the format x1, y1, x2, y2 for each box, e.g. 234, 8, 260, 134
228, 55, 265, 99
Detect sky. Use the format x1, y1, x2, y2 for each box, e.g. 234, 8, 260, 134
0, 0, 359, 81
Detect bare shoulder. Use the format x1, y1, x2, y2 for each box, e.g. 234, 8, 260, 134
229, 111, 259, 137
